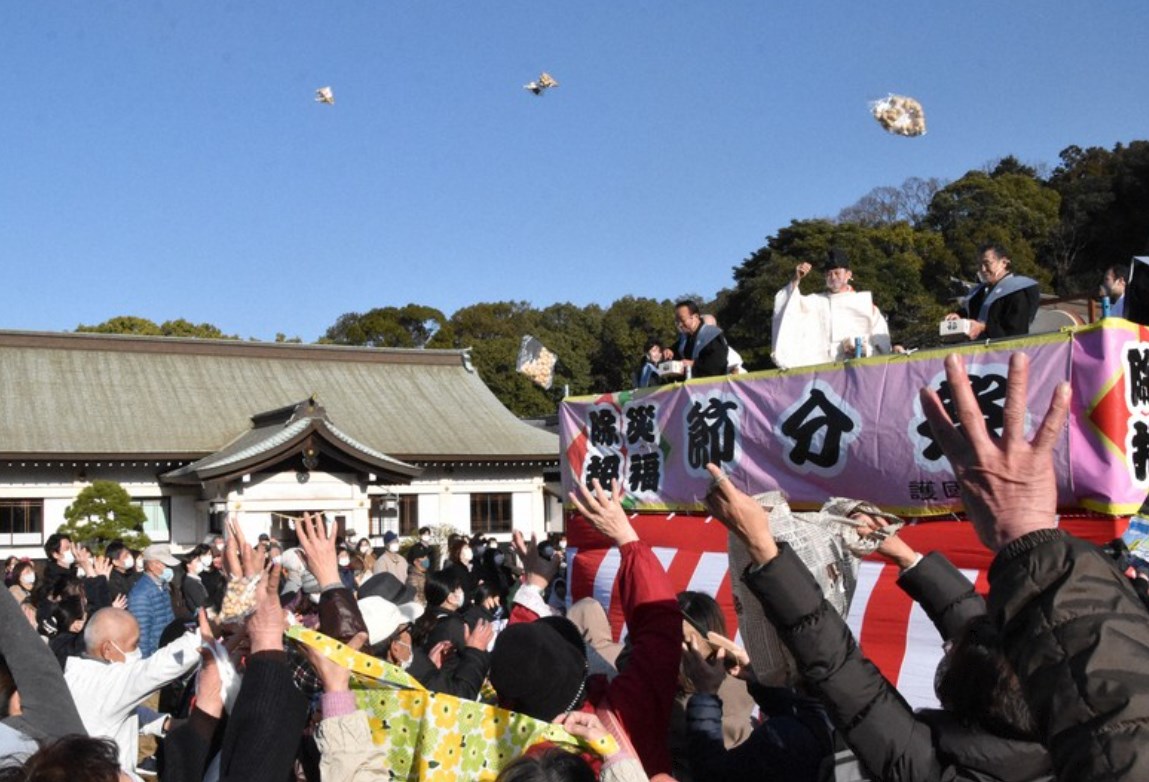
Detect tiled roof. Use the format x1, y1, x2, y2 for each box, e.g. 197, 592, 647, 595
0, 331, 559, 461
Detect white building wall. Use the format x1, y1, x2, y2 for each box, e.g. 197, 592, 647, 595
0, 461, 557, 559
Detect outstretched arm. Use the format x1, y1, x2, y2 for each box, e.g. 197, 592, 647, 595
924, 351, 1149, 779
706, 466, 947, 782
570, 480, 682, 778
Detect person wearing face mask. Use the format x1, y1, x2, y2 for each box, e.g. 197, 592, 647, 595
405, 547, 431, 605
355, 537, 377, 572
200, 549, 226, 613
126, 544, 179, 659
42, 533, 78, 595
442, 538, 479, 608
371, 531, 408, 583
336, 547, 358, 592
104, 542, 140, 603
63, 606, 205, 778
364, 591, 493, 700
180, 544, 211, 614
8, 561, 37, 604
412, 570, 468, 653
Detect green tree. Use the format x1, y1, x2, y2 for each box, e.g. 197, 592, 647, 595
323, 304, 447, 348
76, 316, 236, 339
922, 169, 1059, 288
530, 302, 603, 398
592, 297, 677, 391
1048, 142, 1149, 292
160, 319, 235, 339
429, 301, 555, 417
58, 481, 150, 553
77, 316, 164, 335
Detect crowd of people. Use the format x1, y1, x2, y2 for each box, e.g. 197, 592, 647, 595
0, 351, 1145, 781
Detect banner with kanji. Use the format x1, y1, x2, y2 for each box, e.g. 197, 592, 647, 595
560, 320, 1149, 516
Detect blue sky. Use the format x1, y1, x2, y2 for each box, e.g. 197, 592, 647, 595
2, 2, 1146, 341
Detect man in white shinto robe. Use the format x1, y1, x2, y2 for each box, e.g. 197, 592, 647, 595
771, 249, 891, 370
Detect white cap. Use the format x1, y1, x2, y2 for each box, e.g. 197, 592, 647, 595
358, 596, 424, 646
141, 544, 181, 566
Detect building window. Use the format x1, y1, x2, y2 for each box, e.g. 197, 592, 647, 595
471, 493, 512, 534
0, 500, 43, 546
134, 498, 172, 543
398, 495, 420, 536
370, 494, 419, 537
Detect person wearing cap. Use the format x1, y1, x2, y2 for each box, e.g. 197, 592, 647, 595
945, 243, 1041, 340
371, 531, 408, 582
126, 544, 179, 658
359, 592, 491, 699
771, 248, 892, 369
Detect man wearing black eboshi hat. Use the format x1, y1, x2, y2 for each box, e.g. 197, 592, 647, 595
771, 248, 892, 369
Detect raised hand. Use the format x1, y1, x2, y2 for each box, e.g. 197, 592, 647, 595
682, 634, 727, 695
464, 618, 494, 651
245, 554, 284, 654
91, 555, 113, 579
296, 512, 339, 587
921, 352, 1070, 551
223, 515, 264, 580
853, 513, 919, 569
568, 479, 639, 546
511, 530, 560, 589
427, 640, 455, 669
301, 631, 367, 694
703, 464, 778, 565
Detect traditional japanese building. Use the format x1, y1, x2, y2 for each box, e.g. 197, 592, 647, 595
0, 330, 561, 557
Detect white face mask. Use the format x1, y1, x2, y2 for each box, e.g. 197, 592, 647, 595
450, 589, 464, 607
199, 555, 213, 568
135, 559, 145, 572
420, 534, 430, 543
20, 573, 34, 587
121, 554, 135, 571
60, 549, 75, 566
112, 641, 142, 664
388, 542, 399, 553
338, 556, 350, 567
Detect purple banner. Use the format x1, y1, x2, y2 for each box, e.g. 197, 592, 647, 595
561, 322, 1146, 516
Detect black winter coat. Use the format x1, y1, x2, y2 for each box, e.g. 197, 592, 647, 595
744, 545, 1053, 782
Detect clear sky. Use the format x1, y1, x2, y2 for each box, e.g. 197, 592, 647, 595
2, 2, 1146, 341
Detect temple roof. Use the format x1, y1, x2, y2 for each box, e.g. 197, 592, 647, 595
0, 331, 559, 463
160, 396, 423, 484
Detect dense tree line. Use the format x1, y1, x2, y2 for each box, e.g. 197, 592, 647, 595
79, 141, 1149, 417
